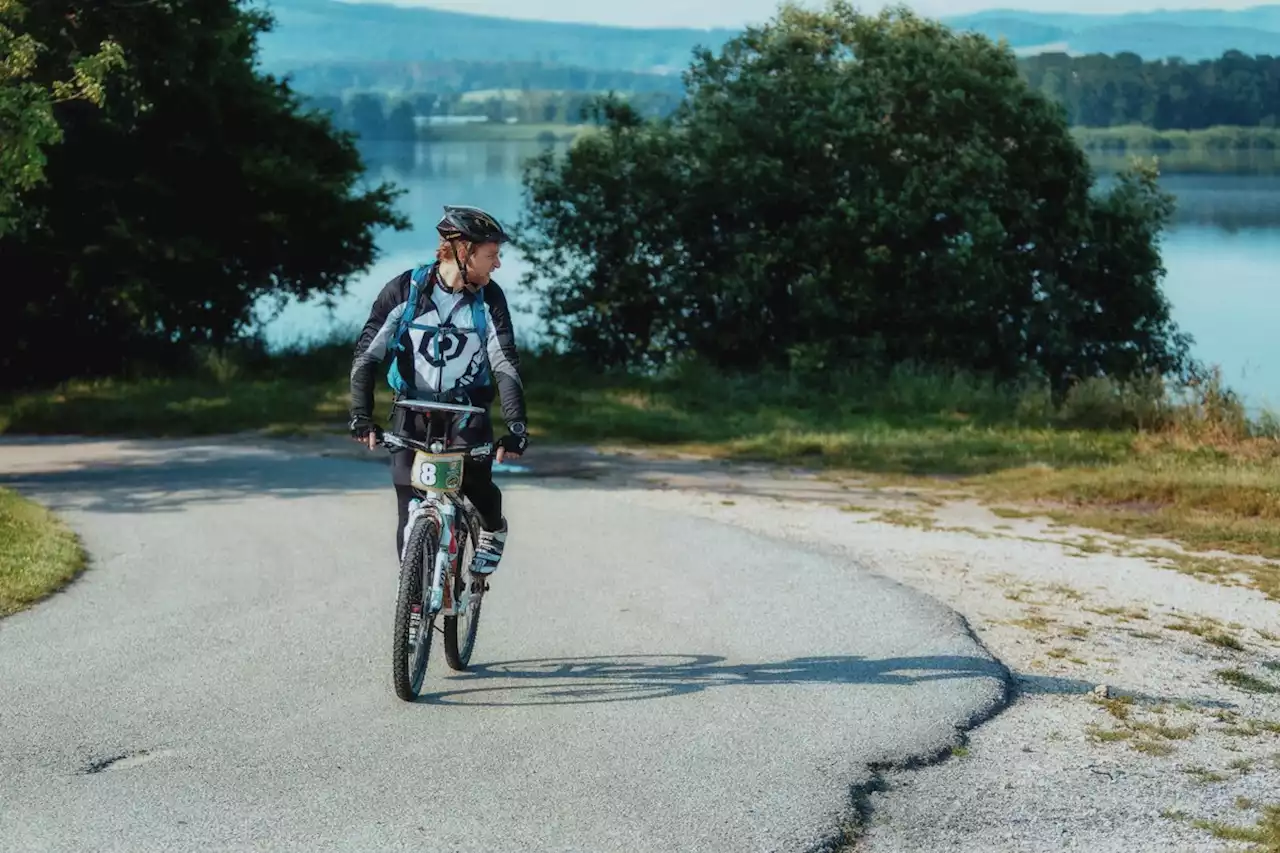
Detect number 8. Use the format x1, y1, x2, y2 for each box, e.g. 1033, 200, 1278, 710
417, 461, 438, 486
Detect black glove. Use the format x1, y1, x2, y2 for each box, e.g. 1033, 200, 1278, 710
497, 422, 529, 456
349, 414, 376, 440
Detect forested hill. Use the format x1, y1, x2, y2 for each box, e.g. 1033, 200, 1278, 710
251, 0, 1280, 74
948, 5, 1280, 60
251, 0, 737, 74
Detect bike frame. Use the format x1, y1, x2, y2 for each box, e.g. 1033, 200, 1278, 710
380, 400, 492, 620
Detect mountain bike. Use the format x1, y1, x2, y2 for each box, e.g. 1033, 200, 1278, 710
377, 398, 492, 702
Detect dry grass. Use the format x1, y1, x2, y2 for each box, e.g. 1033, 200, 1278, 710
971, 436, 1280, 565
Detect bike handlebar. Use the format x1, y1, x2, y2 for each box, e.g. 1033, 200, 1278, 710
393, 398, 486, 416
373, 426, 494, 461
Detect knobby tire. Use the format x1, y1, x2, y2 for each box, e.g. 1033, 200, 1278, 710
443, 510, 484, 671
392, 513, 439, 701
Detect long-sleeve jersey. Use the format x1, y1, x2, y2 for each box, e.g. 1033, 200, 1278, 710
348, 264, 527, 430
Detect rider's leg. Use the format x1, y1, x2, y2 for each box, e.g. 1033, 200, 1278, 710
394, 484, 416, 557
462, 458, 507, 575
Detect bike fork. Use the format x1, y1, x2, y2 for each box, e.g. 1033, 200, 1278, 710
429, 501, 460, 615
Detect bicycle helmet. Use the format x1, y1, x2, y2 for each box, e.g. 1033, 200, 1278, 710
436, 205, 510, 245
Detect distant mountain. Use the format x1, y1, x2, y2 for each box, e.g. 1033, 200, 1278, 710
251, 0, 737, 75
946, 6, 1280, 60
251, 0, 1280, 92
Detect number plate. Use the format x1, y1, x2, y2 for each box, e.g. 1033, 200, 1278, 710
410, 451, 466, 493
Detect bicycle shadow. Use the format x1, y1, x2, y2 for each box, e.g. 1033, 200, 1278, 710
415, 652, 1008, 707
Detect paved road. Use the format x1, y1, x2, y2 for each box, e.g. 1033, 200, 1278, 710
0, 437, 1008, 853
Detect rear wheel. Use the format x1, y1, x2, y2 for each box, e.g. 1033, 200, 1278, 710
393, 513, 439, 701
443, 513, 484, 671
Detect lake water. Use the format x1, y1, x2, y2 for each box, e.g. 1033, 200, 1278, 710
261, 140, 1280, 413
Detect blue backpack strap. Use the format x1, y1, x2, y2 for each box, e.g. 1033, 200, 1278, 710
471, 295, 491, 387
387, 263, 432, 395
397, 264, 431, 349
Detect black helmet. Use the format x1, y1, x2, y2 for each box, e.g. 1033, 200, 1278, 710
436, 204, 510, 244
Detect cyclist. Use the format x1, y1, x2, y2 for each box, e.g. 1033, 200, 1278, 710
347, 204, 528, 578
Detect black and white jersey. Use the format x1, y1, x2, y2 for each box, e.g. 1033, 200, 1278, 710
349, 264, 527, 430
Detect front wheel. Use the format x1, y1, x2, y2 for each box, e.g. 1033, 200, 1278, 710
443, 514, 484, 671
393, 513, 439, 701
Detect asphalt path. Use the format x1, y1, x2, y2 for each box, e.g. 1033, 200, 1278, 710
0, 437, 1007, 852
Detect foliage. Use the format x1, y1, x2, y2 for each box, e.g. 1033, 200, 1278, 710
0, 0, 124, 237
1021, 50, 1280, 130
0, 0, 408, 389
517, 1, 1194, 394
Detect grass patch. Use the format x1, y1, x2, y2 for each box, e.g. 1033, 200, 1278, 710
1088, 697, 1201, 755
1218, 719, 1280, 737
1192, 804, 1280, 852
1094, 695, 1136, 720
1218, 669, 1280, 695
1047, 583, 1084, 601
0, 488, 87, 617
874, 509, 937, 530
1087, 726, 1134, 742
1009, 612, 1056, 632
991, 507, 1039, 519
1131, 721, 1197, 740
1208, 633, 1247, 651
0, 337, 365, 438
7, 346, 1280, 581
1182, 766, 1230, 784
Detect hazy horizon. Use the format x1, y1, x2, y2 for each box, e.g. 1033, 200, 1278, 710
336, 0, 1273, 30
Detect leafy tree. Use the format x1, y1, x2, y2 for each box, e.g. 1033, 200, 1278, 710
1020, 49, 1280, 129
0, 0, 407, 388
517, 1, 1192, 392
0, 0, 124, 237
348, 92, 387, 139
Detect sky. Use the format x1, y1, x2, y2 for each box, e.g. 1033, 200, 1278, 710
364, 0, 1269, 30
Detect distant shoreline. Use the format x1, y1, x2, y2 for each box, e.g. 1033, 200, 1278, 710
364, 121, 1280, 173
1073, 125, 1280, 173
413, 122, 591, 143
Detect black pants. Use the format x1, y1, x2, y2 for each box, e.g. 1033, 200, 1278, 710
388, 406, 503, 555
394, 460, 503, 556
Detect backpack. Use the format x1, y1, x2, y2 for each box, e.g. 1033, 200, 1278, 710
385, 262, 492, 399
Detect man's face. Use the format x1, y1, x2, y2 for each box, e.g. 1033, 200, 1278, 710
466, 241, 502, 284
